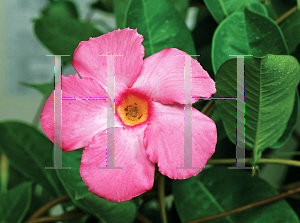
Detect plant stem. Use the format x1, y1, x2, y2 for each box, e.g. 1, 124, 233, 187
158, 174, 168, 223
184, 187, 300, 223
207, 158, 300, 167
0, 153, 8, 194
275, 6, 297, 24
27, 194, 70, 221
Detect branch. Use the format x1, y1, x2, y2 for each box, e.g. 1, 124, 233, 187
185, 187, 300, 223
207, 158, 300, 167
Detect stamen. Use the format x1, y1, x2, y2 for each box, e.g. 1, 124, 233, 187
116, 91, 150, 126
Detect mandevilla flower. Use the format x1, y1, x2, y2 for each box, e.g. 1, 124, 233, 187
41, 28, 217, 202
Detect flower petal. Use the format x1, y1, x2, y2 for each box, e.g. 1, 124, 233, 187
40, 74, 120, 152
80, 126, 155, 202
144, 102, 217, 179
72, 28, 145, 96
132, 48, 216, 104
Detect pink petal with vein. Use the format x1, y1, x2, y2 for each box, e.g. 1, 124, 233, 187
72, 28, 145, 96
144, 102, 217, 179
132, 48, 216, 104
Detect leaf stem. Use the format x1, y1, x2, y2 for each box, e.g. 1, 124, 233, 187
158, 174, 168, 223
275, 5, 297, 24
27, 194, 70, 221
207, 158, 300, 167
184, 186, 300, 223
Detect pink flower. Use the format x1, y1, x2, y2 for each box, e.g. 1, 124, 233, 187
41, 28, 217, 202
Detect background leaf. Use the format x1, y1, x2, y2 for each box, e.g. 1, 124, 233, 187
172, 166, 300, 223
212, 3, 288, 74
214, 55, 300, 154
0, 121, 65, 197
56, 149, 137, 223
34, 0, 102, 64
0, 182, 32, 223
125, 0, 195, 58
20, 82, 54, 98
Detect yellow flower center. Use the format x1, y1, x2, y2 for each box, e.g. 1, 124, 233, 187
117, 93, 149, 126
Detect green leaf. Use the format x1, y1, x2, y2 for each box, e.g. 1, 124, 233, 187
0, 121, 65, 197
280, 10, 300, 53
113, 0, 131, 28
42, 0, 79, 19
7, 164, 30, 191
56, 149, 137, 223
114, 0, 189, 29
270, 90, 299, 148
214, 55, 300, 154
204, 0, 261, 23
34, 0, 102, 64
172, 166, 300, 223
125, 0, 196, 58
212, 3, 289, 74
166, 0, 190, 19
0, 182, 32, 223
19, 82, 53, 98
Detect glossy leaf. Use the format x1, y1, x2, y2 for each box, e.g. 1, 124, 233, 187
204, 0, 260, 23
214, 55, 300, 153
20, 82, 53, 98
0, 121, 65, 197
34, 0, 102, 64
212, 3, 288, 74
172, 166, 300, 223
56, 149, 137, 223
0, 182, 32, 223
125, 0, 196, 58
280, 10, 300, 53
